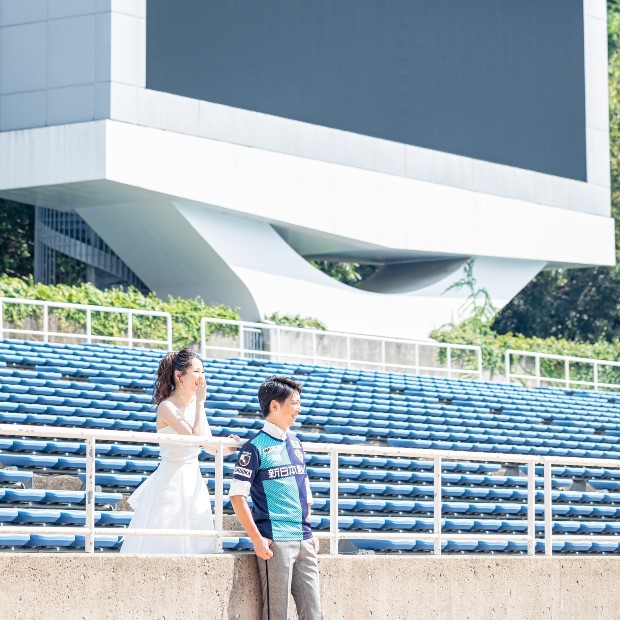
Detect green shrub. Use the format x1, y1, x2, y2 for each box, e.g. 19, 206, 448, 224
0, 275, 240, 348
432, 317, 620, 386
264, 311, 327, 331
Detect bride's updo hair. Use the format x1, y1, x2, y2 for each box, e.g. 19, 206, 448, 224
153, 347, 203, 405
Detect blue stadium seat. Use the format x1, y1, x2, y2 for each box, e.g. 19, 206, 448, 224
3, 340, 620, 553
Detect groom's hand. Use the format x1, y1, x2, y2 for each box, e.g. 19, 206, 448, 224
252, 535, 273, 560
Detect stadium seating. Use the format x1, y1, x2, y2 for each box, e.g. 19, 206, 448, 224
1, 338, 620, 554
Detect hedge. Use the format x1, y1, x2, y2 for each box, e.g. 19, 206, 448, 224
431, 318, 620, 386
0, 276, 240, 348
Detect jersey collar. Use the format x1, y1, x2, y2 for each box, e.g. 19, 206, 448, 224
262, 420, 288, 441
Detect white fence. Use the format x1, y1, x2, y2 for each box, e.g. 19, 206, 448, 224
2, 424, 620, 556
0, 297, 173, 350
6, 298, 620, 393
201, 318, 483, 379
505, 349, 620, 391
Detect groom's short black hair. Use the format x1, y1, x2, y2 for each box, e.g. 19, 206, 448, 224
258, 376, 302, 418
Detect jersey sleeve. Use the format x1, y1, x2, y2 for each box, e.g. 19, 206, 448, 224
228, 441, 259, 497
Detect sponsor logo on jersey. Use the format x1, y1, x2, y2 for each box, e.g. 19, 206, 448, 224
234, 466, 252, 478
266, 464, 306, 479
262, 444, 286, 456
290, 440, 302, 449
239, 451, 252, 467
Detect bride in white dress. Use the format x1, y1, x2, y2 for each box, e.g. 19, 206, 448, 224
120, 348, 239, 554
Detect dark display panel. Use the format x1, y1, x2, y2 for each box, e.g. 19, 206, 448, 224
147, 0, 586, 181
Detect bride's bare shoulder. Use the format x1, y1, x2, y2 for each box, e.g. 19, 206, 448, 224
156, 399, 177, 429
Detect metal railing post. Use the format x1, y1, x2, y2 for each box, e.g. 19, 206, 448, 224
167, 316, 173, 352
43, 304, 49, 343
527, 461, 536, 555
433, 455, 442, 555
85, 435, 96, 554
505, 350, 511, 384
593, 363, 599, 391
214, 442, 224, 553
127, 312, 133, 348
346, 335, 351, 369
477, 347, 483, 380
446, 347, 452, 380
330, 448, 339, 555
564, 359, 570, 389
86, 308, 92, 344
313, 332, 318, 365
535, 354, 541, 388
415, 343, 420, 375
544, 460, 553, 556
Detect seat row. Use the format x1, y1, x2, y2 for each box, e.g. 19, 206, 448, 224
2, 507, 619, 536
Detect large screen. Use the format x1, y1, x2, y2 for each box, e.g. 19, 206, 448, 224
147, 0, 586, 181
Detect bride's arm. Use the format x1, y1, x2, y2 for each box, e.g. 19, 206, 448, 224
195, 376, 239, 456
157, 401, 195, 435
194, 376, 216, 453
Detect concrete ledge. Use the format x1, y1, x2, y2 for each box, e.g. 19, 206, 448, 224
1, 554, 619, 619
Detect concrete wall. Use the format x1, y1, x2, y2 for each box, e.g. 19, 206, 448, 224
1, 554, 619, 620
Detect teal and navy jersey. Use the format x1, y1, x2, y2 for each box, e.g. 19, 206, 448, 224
229, 424, 312, 541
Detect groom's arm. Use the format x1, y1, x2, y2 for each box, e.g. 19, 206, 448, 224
230, 495, 273, 560
229, 443, 272, 560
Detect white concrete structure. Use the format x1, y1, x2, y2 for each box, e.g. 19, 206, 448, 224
0, 0, 614, 339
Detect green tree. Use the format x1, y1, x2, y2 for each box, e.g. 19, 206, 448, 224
0, 200, 34, 278
492, 2, 620, 343
309, 260, 376, 287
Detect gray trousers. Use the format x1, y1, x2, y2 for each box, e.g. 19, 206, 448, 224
256, 539, 323, 620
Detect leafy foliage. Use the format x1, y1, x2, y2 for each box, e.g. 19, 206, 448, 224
444, 259, 496, 324
309, 260, 376, 287
432, 316, 620, 385
0, 201, 34, 278
0, 276, 240, 348
492, 3, 620, 343
264, 311, 327, 330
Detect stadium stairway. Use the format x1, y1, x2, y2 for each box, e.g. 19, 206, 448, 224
0, 339, 619, 553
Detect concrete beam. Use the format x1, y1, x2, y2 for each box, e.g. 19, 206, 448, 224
1, 554, 619, 619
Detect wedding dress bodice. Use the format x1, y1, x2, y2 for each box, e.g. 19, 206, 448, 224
158, 402, 206, 462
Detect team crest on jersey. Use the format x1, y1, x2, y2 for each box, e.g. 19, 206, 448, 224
239, 451, 252, 467
294, 449, 303, 461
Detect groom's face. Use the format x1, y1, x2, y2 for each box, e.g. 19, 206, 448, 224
269, 390, 301, 430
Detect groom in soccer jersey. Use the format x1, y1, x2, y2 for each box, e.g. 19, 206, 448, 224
230, 376, 322, 620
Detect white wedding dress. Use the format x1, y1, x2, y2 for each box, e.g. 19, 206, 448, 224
119, 403, 214, 554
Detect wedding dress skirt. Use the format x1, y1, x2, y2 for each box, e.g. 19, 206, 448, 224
119, 426, 214, 554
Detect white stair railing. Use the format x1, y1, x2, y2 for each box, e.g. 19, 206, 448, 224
505, 349, 620, 391
2, 423, 620, 556
0, 297, 172, 350
201, 318, 483, 379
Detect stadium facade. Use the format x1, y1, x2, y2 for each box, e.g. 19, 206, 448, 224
0, 0, 614, 338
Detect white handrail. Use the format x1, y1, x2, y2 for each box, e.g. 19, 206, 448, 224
200, 318, 483, 379
505, 349, 620, 391
2, 424, 620, 556
0, 297, 173, 350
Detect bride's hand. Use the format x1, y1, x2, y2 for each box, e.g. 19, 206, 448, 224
226, 434, 241, 455
195, 375, 207, 402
